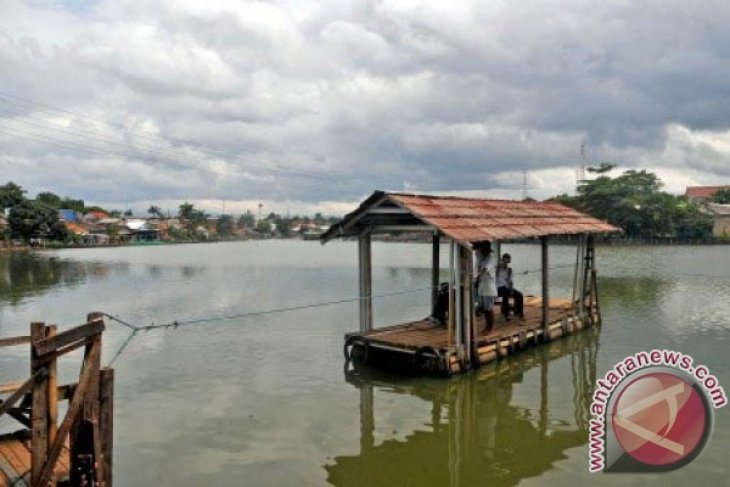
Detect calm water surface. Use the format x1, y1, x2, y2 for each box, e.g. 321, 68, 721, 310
0, 241, 728, 486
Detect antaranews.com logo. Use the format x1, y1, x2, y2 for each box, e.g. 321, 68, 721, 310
588, 349, 727, 473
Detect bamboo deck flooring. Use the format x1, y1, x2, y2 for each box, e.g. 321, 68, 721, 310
345, 296, 597, 375
350, 296, 575, 352
0, 432, 70, 487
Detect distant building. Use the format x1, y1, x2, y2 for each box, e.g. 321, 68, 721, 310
58, 209, 81, 222
0, 214, 7, 236
83, 210, 110, 222
685, 186, 729, 203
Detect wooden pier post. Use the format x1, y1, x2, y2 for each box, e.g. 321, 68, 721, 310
30, 321, 49, 486
99, 368, 115, 487
46, 324, 58, 487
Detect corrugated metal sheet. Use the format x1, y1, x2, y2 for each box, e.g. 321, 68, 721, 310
321, 191, 620, 244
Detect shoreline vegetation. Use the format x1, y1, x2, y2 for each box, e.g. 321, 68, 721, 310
1, 165, 728, 251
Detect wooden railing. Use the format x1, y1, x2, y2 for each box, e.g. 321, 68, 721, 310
0, 313, 113, 487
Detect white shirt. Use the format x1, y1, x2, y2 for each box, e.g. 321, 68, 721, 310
477, 252, 497, 297
496, 264, 512, 288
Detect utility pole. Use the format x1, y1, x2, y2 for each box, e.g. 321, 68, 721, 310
577, 144, 587, 194
522, 170, 528, 200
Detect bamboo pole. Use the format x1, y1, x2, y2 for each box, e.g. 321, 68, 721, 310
455, 243, 463, 360
358, 229, 372, 332
541, 236, 549, 332
448, 241, 455, 350
431, 231, 440, 317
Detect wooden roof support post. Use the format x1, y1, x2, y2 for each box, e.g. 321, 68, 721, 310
447, 240, 455, 351
358, 228, 373, 332
431, 231, 440, 317
464, 247, 475, 367
453, 241, 463, 360
541, 236, 549, 333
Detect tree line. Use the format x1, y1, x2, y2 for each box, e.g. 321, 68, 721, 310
549, 164, 716, 239
1, 168, 725, 243
0, 182, 340, 242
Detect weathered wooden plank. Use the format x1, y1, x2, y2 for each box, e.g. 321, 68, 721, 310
0, 381, 26, 395
0, 336, 31, 348
33, 319, 104, 355
34, 320, 104, 357
0, 371, 45, 418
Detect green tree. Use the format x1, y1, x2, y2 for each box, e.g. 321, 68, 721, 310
710, 188, 730, 204
553, 166, 711, 239
256, 219, 271, 234
36, 191, 63, 208
238, 211, 255, 229
60, 198, 84, 212
123, 209, 133, 217
217, 214, 235, 237
148, 205, 164, 218
0, 182, 26, 209
8, 200, 69, 241
177, 202, 207, 230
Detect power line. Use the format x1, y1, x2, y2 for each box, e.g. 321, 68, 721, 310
0, 92, 392, 186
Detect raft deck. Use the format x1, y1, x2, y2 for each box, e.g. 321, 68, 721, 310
346, 296, 599, 375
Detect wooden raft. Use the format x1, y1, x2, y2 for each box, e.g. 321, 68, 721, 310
345, 296, 600, 375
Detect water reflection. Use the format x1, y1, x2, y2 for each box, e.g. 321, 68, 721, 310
0, 252, 124, 306
327, 328, 600, 487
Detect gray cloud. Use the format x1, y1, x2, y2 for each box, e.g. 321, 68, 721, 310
1, 0, 730, 214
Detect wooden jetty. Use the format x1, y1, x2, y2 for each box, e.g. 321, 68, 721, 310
321, 191, 619, 376
0, 314, 113, 487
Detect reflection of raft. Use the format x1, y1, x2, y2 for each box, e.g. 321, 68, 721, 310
328, 328, 601, 487
322, 191, 618, 376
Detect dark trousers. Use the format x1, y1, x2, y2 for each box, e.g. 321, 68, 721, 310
498, 286, 523, 318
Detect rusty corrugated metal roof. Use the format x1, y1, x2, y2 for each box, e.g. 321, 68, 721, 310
321, 191, 620, 244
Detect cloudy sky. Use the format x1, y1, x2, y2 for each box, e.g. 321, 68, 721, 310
1, 0, 729, 216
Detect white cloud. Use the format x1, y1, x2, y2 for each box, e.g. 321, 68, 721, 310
1, 0, 730, 215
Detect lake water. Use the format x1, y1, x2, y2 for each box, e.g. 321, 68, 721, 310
0, 241, 728, 486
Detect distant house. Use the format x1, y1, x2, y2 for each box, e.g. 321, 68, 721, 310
685, 186, 729, 203
706, 204, 730, 238
0, 214, 8, 236
84, 210, 110, 222
123, 219, 159, 242
64, 222, 109, 245
58, 209, 81, 222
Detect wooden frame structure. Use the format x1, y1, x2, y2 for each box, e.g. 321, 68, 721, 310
0, 313, 113, 487
321, 191, 619, 376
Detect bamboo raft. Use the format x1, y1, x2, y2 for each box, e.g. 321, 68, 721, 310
322, 191, 617, 376
345, 296, 600, 375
